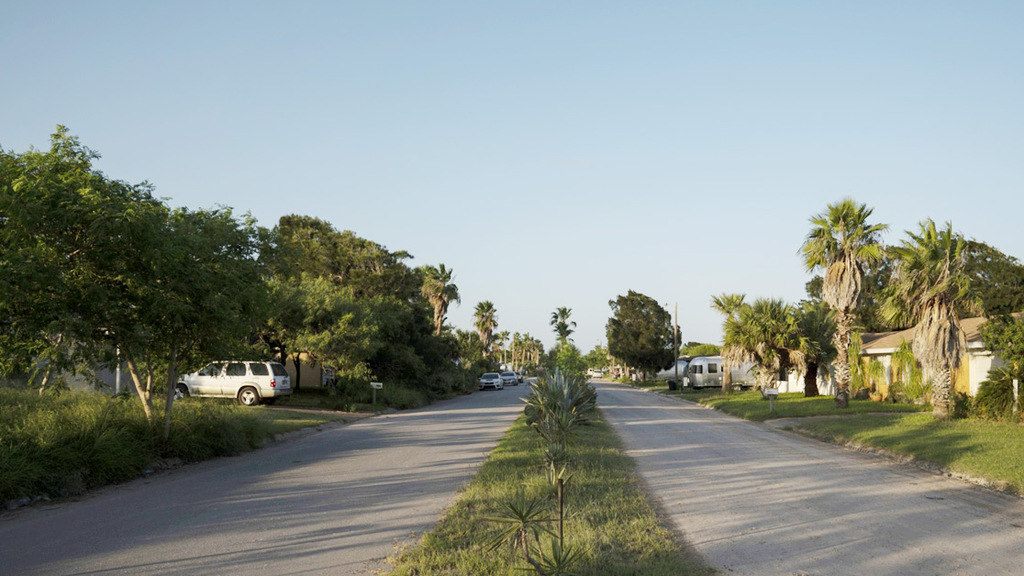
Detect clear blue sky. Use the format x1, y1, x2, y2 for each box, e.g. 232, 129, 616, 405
3, 1, 1022, 352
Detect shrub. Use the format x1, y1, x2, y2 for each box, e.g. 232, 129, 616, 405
974, 366, 1022, 421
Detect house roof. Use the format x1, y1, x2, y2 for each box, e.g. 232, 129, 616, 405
860, 316, 988, 354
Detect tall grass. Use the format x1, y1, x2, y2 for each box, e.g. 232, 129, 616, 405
0, 389, 274, 503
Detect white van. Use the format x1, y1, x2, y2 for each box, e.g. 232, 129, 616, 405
176, 361, 292, 406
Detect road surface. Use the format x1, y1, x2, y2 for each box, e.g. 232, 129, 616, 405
595, 381, 1024, 576
0, 385, 528, 575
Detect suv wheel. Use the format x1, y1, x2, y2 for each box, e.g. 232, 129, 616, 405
237, 386, 260, 406
174, 383, 189, 400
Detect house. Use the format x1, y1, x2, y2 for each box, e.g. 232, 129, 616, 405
858, 317, 1002, 398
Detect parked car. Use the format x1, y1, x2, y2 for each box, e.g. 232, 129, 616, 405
500, 371, 518, 387
479, 372, 504, 391
514, 371, 524, 383
176, 361, 292, 406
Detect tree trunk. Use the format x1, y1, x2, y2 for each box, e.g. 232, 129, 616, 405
294, 355, 302, 391
721, 360, 732, 394
832, 311, 854, 408
932, 364, 951, 419
162, 344, 180, 441
804, 362, 820, 397
125, 357, 154, 423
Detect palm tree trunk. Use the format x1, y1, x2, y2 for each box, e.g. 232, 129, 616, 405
804, 362, 820, 397
832, 311, 854, 408
932, 365, 952, 419
721, 360, 732, 394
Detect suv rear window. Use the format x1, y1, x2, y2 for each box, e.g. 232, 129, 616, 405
250, 363, 269, 376
271, 363, 288, 376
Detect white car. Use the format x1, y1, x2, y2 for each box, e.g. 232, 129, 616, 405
500, 371, 518, 387
479, 372, 504, 391
176, 361, 292, 406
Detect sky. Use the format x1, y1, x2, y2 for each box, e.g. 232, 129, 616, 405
3, 1, 1023, 353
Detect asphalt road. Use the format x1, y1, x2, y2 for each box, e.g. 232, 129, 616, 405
0, 384, 529, 576
594, 381, 1024, 576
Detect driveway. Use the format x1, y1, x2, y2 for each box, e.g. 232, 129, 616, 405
0, 385, 529, 575
594, 381, 1024, 576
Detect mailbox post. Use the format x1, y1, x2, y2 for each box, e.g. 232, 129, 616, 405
765, 387, 779, 415
371, 381, 383, 411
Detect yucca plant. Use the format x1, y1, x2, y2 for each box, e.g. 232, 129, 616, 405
523, 369, 596, 448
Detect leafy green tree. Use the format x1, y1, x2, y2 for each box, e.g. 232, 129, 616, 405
801, 199, 888, 407
584, 344, 609, 369
474, 301, 497, 357
420, 263, 461, 336
0, 127, 162, 389
963, 240, 1024, 317
606, 291, 674, 379
883, 220, 981, 419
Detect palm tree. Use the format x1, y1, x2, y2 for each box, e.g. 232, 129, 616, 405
726, 298, 802, 389
420, 264, 460, 336
801, 199, 888, 408
495, 330, 510, 365
711, 293, 746, 394
883, 220, 980, 418
794, 300, 837, 397
550, 307, 576, 347
474, 301, 497, 357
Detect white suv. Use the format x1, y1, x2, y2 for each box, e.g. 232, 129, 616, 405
176, 361, 292, 406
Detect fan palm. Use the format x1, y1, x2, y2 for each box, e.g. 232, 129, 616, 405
726, 298, 802, 389
711, 293, 746, 394
801, 199, 888, 407
882, 220, 980, 418
794, 300, 837, 397
420, 264, 460, 336
474, 300, 497, 356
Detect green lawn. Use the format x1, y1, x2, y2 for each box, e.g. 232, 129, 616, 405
792, 414, 1024, 495
697, 390, 929, 422
388, 413, 712, 576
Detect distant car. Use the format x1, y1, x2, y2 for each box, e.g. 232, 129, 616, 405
592, 368, 605, 378
176, 361, 292, 406
479, 372, 504, 391
514, 371, 524, 383
500, 371, 518, 387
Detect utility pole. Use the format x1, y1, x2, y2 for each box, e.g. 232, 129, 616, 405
673, 302, 679, 382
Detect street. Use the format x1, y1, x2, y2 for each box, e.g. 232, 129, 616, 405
0, 385, 528, 575
595, 381, 1024, 576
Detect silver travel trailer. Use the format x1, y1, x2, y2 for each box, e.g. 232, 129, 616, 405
685, 355, 755, 389
655, 358, 689, 384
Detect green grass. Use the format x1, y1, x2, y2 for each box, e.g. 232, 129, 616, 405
388, 413, 712, 576
252, 406, 351, 435
792, 413, 1024, 495
697, 390, 930, 422
0, 389, 344, 504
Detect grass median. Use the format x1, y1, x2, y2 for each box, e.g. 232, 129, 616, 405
388, 412, 712, 576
